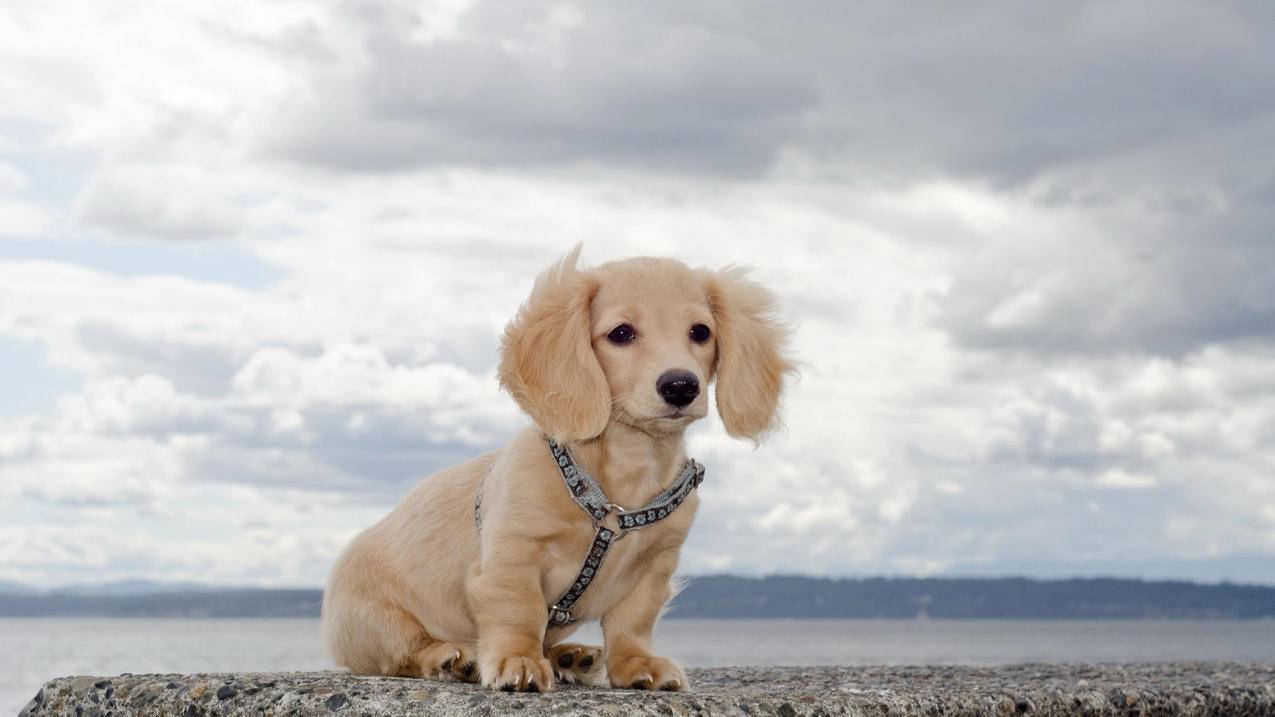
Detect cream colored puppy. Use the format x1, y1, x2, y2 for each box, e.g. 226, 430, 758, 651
322, 248, 793, 692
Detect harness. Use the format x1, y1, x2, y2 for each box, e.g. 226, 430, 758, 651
474, 437, 705, 628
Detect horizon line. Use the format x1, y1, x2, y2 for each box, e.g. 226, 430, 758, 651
6, 572, 1275, 594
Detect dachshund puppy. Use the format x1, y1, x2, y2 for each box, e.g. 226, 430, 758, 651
322, 248, 793, 691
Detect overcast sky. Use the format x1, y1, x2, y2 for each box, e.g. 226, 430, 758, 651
2, 0, 1274, 588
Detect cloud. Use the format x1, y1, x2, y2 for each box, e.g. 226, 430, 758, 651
933, 193, 1275, 355
0, 161, 28, 192
0, 489, 366, 587
260, 1, 1275, 187
271, 1, 817, 174
3, 0, 1275, 588
886, 346, 1275, 570
75, 163, 246, 241
0, 342, 519, 492
8, 170, 1275, 584
0, 161, 48, 234
262, 0, 1275, 358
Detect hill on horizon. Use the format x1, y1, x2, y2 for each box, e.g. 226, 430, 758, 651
2, 575, 1274, 619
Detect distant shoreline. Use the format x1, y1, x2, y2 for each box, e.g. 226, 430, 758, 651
3, 575, 1273, 619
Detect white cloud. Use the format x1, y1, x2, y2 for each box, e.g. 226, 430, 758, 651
0, 198, 47, 236
1097, 470, 1158, 490
0, 486, 371, 587
0, 161, 28, 192
75, 163, 246, 240
0, 161, 48, 234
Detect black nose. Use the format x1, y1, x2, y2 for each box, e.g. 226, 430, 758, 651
657, 370, 699, 408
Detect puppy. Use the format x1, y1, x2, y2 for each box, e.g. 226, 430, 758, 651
321, 248, 793, 691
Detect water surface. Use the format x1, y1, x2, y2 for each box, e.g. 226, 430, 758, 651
5, 618, 1274, 715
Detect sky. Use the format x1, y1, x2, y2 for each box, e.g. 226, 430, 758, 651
2, 0, 1274, 588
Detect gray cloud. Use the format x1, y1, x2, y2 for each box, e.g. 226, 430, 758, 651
271, 1, 1275, 183
273, 1, 816, 174
264, 0, 1275, 360
75, 320, 250, 396
935, 204, 1275, 356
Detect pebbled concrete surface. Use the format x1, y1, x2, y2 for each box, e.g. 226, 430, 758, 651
21, 663, 1275, 716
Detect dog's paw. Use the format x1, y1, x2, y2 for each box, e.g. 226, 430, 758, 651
483, 654, 555, 692
607, 652, 687, 691
547, 643, 605, 686
414, 642, 478, 683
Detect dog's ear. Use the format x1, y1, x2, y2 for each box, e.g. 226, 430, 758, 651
499, 246, 610, 442
706, 267, 795, 442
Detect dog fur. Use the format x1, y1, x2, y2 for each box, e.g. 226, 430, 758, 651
321, 248, 793, 691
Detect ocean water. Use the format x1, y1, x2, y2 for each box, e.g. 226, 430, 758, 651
5, 617, 1275, 714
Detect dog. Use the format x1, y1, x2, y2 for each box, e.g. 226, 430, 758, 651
321, 247, 793, 691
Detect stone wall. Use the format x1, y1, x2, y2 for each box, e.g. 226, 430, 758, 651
22, 663, 1275, 716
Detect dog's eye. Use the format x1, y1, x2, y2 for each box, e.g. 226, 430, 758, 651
607, 324, 637, 344
689, 323, 711, 343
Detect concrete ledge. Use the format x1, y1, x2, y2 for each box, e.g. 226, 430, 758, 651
22, 663, 1275, 716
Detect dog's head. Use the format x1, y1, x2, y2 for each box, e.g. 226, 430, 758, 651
499, 247, 794, 444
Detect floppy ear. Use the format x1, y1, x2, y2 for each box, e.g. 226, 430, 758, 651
706, 267, 795, 442
498, 246, 610, 443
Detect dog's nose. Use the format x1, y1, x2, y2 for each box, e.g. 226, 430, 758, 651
657, 370, 699, 408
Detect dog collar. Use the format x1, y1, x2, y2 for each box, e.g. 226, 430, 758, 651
544, 437, 704, 627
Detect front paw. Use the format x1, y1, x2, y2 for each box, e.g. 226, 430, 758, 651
482, 654, 555, 692
548, 642, 605, 685
607, 652, 687, 691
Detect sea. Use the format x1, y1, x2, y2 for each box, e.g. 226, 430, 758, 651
4, 617, 1275, 715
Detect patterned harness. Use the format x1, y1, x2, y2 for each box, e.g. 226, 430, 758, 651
474, 437, 705, 628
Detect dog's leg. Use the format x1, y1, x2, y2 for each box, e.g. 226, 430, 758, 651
601, 550, 688, 691
468, 562, 556, 692
546, 642, 606, 686
326, 599, 477, 681
324, 597, 419, 677
411, 640, 479, 683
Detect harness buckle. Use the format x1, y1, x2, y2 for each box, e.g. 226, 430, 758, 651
548, 604, 575, 626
